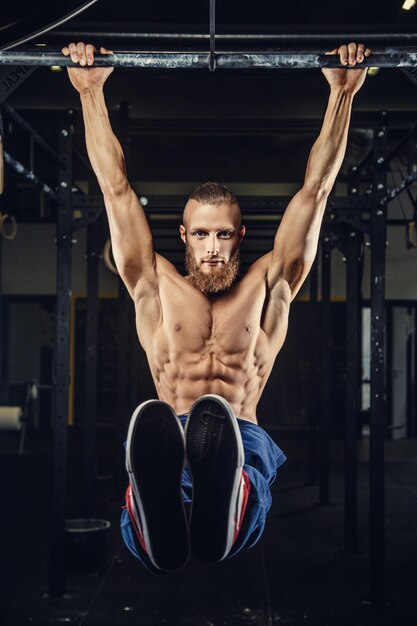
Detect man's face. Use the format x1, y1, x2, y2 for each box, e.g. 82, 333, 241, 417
179, 201, 245, 295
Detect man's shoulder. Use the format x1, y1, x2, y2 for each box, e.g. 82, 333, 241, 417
154, 252, 179, 275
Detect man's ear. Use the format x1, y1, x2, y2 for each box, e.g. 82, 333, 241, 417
179, 225, 187, 244
239, 225, 246, 241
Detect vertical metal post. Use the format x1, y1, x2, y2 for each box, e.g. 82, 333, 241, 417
308, 258, 319, 484
414, 304, 417, 437
369, 118, 388, 603
344, 229, 361, 552
319, 233, 331, 505
49, 125, 73, 597
0, 233, 3, 384
209, 0, 216, 72
409, 305, 417, 437
117, 101, 131, 421
115, 282, 130, 495
114, 101, 132, 495
0, 104, 3, 384
83, 218, 100, 515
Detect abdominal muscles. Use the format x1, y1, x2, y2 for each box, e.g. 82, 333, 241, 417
150, 338, 271, 424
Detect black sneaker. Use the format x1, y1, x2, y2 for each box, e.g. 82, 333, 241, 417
185, 394, 249, 563
125, 400, 190, 572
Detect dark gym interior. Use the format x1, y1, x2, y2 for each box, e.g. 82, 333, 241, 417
0, 1, 416, 625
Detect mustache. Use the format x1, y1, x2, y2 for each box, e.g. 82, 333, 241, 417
185, 245, 240, 295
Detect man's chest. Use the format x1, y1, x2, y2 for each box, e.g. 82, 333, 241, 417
157, 279, 268, 355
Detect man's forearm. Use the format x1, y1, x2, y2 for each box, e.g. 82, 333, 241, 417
304, 86, 354, 195
80, 87, 127, 193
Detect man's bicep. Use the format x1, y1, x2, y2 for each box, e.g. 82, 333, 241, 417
268, 187, 328, 295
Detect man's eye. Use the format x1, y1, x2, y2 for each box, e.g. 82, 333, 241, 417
193, 231, 207, 237
218, 231, 232, 238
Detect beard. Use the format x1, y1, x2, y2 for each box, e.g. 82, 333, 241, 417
185, 246, 241, 295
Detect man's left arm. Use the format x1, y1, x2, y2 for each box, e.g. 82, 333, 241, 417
267, 43, 371, 300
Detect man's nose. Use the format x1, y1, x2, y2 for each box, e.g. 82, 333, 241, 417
207, 235, 220, 255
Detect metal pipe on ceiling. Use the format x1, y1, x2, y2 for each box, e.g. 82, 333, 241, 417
53, 31, 417, 44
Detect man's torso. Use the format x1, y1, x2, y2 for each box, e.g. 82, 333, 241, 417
133, 253, 291, 423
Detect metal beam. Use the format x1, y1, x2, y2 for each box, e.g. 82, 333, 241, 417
209, 0, 216, 73
344, 231, 362, 553
1, 49, 417, 69
72, 193, 372, 212
49, 124, 73, 598
2, 101, 65, 167
53, 29, 417, 45
380, 169, 417, 205
3, 151, 60, 202
369, 118, 388, 604
319, 234, 332, 506
0, 0, 100, 51
83, 217, 100, 516
308, 259, 319, 486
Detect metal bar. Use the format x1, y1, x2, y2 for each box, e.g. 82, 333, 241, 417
3, 151, 60, 202
29, 135, 34, 173
308, 259, 319, 485
410, 304, 417, 437
1, 49, 417, 69
0, 231, 3, 384
408, 305, 417, 437
344, 230, 361, 553
215, 52, 417, 69
49, 125, 73, 598
351, 122, 417, 179
115, 283, 130, 497
83, 217, 100, 515
319, 235, 332, 506
72, 193, 372, 212
209, 0, 216, 72
54, 30, 417, 44
2, 101, 65, 167
379, 124, 417, 171
369, 121, 388, 604
380, 168, 417, 205
354, 132, 417, 184
1, 0, 100, 51
115, 101, 131, 497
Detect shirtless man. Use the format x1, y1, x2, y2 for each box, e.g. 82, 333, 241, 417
63, 41, 371, 575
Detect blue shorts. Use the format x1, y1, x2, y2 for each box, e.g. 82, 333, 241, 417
120, 415, 286, 573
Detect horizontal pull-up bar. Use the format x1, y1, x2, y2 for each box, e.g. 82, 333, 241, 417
1, 49, 417, 69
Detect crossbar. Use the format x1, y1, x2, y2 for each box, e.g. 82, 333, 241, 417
1, 49, 417, 69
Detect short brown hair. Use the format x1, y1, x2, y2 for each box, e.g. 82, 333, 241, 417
188, 182, 238, 207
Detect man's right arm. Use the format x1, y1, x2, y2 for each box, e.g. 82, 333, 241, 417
63, 43, 155, 299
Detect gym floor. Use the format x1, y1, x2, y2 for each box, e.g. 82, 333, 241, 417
1, 429, 416, 626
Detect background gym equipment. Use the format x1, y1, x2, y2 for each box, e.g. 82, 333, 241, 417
0, 1, 100, 51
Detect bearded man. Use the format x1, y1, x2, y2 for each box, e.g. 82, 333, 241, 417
63, 41, 371, 574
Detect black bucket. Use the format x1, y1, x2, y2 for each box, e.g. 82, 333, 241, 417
65, 518, 111, 572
